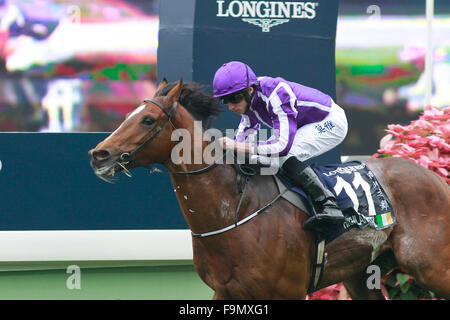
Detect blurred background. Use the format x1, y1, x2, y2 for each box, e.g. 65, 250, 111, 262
0, 0, 448, 155
0, 0, 159, 133
336, 0, 450, 154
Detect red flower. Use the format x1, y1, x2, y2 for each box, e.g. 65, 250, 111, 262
375, 106, 450, 184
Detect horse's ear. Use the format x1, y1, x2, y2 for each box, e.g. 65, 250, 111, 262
167, 78, 183, 102
155, 78, 168, 96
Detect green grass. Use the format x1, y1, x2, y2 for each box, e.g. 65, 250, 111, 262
0, 264, 213, 300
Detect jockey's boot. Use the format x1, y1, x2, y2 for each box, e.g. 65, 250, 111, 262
281, 157, 345, 231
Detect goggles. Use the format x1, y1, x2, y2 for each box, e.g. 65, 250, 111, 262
222, 91, 245, 104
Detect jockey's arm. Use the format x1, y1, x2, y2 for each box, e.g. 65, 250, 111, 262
253, 85, 298, 157
218, 137, 255, 154
220, 84, 298, 156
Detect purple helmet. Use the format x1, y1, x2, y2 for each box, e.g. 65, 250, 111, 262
213, 61, 257, 98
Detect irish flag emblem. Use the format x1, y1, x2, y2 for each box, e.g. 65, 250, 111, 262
376, 212, 394, 228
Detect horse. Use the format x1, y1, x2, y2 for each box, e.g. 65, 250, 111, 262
88, 79, 450, 299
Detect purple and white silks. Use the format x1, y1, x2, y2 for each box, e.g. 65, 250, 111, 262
235, 76, 332, 156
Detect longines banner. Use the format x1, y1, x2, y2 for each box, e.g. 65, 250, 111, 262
158, 0, 341, 164
216, 1, 320, 31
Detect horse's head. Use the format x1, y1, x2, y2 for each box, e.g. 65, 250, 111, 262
88, 78, 183, 182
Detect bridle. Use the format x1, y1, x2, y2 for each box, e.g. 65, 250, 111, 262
117, 98, 176, 174
117, 98, 224, 176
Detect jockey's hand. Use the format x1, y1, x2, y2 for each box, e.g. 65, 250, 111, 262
218, 137, 236, 150
218, 137, 254, 154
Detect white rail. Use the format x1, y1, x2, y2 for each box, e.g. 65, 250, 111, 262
425, 0, 434, 107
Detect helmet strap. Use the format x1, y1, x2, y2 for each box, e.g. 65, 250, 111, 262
244, 90, 251, 112
243, 63, 254, 111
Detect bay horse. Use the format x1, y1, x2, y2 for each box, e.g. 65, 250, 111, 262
89, 79, 450, 299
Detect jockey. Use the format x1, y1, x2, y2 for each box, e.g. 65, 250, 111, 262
213, 61, 348, 230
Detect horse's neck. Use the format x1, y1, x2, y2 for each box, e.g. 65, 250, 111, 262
160, 111, 232, 231
164, 109, 272, 234
168, 162, 240, 234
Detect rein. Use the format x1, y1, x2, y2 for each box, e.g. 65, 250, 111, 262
191, 185, 287, 238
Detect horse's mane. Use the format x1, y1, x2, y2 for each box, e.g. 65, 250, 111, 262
155, 81, 224, 129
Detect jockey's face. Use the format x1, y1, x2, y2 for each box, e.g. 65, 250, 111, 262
223, 87, 253, 115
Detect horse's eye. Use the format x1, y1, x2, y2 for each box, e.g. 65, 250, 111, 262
141, 116, 155, 126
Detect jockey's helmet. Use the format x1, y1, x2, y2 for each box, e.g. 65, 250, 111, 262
213, 61, 257, 98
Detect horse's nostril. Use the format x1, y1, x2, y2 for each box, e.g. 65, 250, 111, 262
93, 149, 110, 161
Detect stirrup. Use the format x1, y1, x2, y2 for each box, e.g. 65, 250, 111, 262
303, 208, 345, 231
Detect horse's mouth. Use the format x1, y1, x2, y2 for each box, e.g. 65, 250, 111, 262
93, 164, 117, 183
90, 158, 125, 183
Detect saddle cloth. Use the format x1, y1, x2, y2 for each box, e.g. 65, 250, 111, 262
276, 161, 396, 244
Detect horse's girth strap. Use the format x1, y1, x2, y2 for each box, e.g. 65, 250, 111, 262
308, 239, 326, 294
